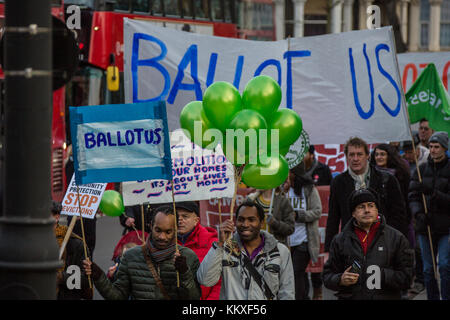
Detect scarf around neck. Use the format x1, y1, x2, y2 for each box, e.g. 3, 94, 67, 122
348, 163, 370, 190
147, 238, 176, 263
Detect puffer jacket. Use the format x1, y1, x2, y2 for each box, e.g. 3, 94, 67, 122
178, 222, 221, 300
197, 230, 295, 300
323, 215, 414, 300
94, 245, 201, 300
247, 191, 295, 246
409, 155, 450, 235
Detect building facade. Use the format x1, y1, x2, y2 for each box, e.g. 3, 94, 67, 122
238, 0, 450, 52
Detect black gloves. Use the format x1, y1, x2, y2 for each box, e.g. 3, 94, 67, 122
174, 254, 188, 274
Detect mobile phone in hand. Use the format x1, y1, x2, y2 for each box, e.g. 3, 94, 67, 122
350, 260, 361, 274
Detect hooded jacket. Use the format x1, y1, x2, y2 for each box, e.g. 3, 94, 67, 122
325, 164, 408, 251
177, 222, 221, 300
197, 230, 295, 300
323, 215, 414, 300
408, 155, 450, 235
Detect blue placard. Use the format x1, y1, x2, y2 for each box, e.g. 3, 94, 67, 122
69, 101, 173, 185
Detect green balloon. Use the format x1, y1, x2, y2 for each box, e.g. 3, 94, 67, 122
269, 109, 303, 149
203, 81, 242, 132
241, 154, 289, 189
242, 75, 281, 121
180, 101, 218, 149
99, 190, 124, 217
227, 109, 267, 163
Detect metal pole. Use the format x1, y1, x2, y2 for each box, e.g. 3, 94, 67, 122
0, 0, 60, 299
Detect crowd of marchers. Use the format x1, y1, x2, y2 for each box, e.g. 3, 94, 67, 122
53, 119, 449, 300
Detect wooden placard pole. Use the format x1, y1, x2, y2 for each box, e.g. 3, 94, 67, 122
75, 185, 93, 289
170, 179, 180, 288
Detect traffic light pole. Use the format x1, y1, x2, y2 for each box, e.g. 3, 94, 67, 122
0, 0, 60, 299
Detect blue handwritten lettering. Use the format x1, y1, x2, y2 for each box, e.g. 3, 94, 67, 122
206, 52, 218, 87
85, 133, 96, 149
167, 44, 202, 104
254, 59, 282, 87
283, 50, 312, 109
349, 43, 375, 119
131, 33, 170, 103
375, 43, 401, 117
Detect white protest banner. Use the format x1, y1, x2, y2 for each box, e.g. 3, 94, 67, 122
61, 175, 107, 219
124, 20, 410, 145
122, 130, 235, 205
398, 52, 450, 94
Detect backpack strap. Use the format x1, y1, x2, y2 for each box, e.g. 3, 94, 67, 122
242, 254, 275, 300
141, 244, 171, 300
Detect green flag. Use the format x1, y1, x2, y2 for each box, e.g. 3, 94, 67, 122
406, 63, 450, 134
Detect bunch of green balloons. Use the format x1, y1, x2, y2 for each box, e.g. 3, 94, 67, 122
180, 75, 303, 189
99, 190, 125, 217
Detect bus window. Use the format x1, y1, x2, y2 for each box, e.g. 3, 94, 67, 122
152, 0, 163, 15
114, 0, 130, 11
211, 0, 223, 21
64, 0, 94, 8
194, 0, 210, 19
133, 0, 149, 13
181, 0, 193, 18
165, 0, 179, 16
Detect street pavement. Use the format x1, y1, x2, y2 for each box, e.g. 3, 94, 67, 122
82, 215, 428, 300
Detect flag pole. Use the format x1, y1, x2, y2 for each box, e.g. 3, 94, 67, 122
390, 29, 438, 279
170, 179, 180, 288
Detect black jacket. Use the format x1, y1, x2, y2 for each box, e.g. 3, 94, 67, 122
323, 215, 414, 300
408, 155, 450, 235
325, 164, 408, 251
311, 161, 333, 186
57, 235, 92, 300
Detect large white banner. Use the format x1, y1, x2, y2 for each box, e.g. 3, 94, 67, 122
124, 20, 411, 145
122, 130, 235, 205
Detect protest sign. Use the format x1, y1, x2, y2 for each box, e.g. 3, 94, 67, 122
199, 188, 253, 230
398, 51, 450, 94
124, 20, 410, 145
122, 130, 235, 205
61, 174, 107, 219
69, 101, 172, 185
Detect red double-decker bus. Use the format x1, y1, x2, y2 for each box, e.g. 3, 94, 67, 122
64, 0, 239, 108
0, 0, 68, 202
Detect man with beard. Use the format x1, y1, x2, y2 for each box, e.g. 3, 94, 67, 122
197, 200, 295, 300
83, 206, 201, 300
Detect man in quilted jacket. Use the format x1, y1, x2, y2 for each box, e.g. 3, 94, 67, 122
83, 206, 201, 300
176, 201, 221, 300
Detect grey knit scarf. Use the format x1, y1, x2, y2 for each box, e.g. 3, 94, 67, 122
348, 163, 370, 190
